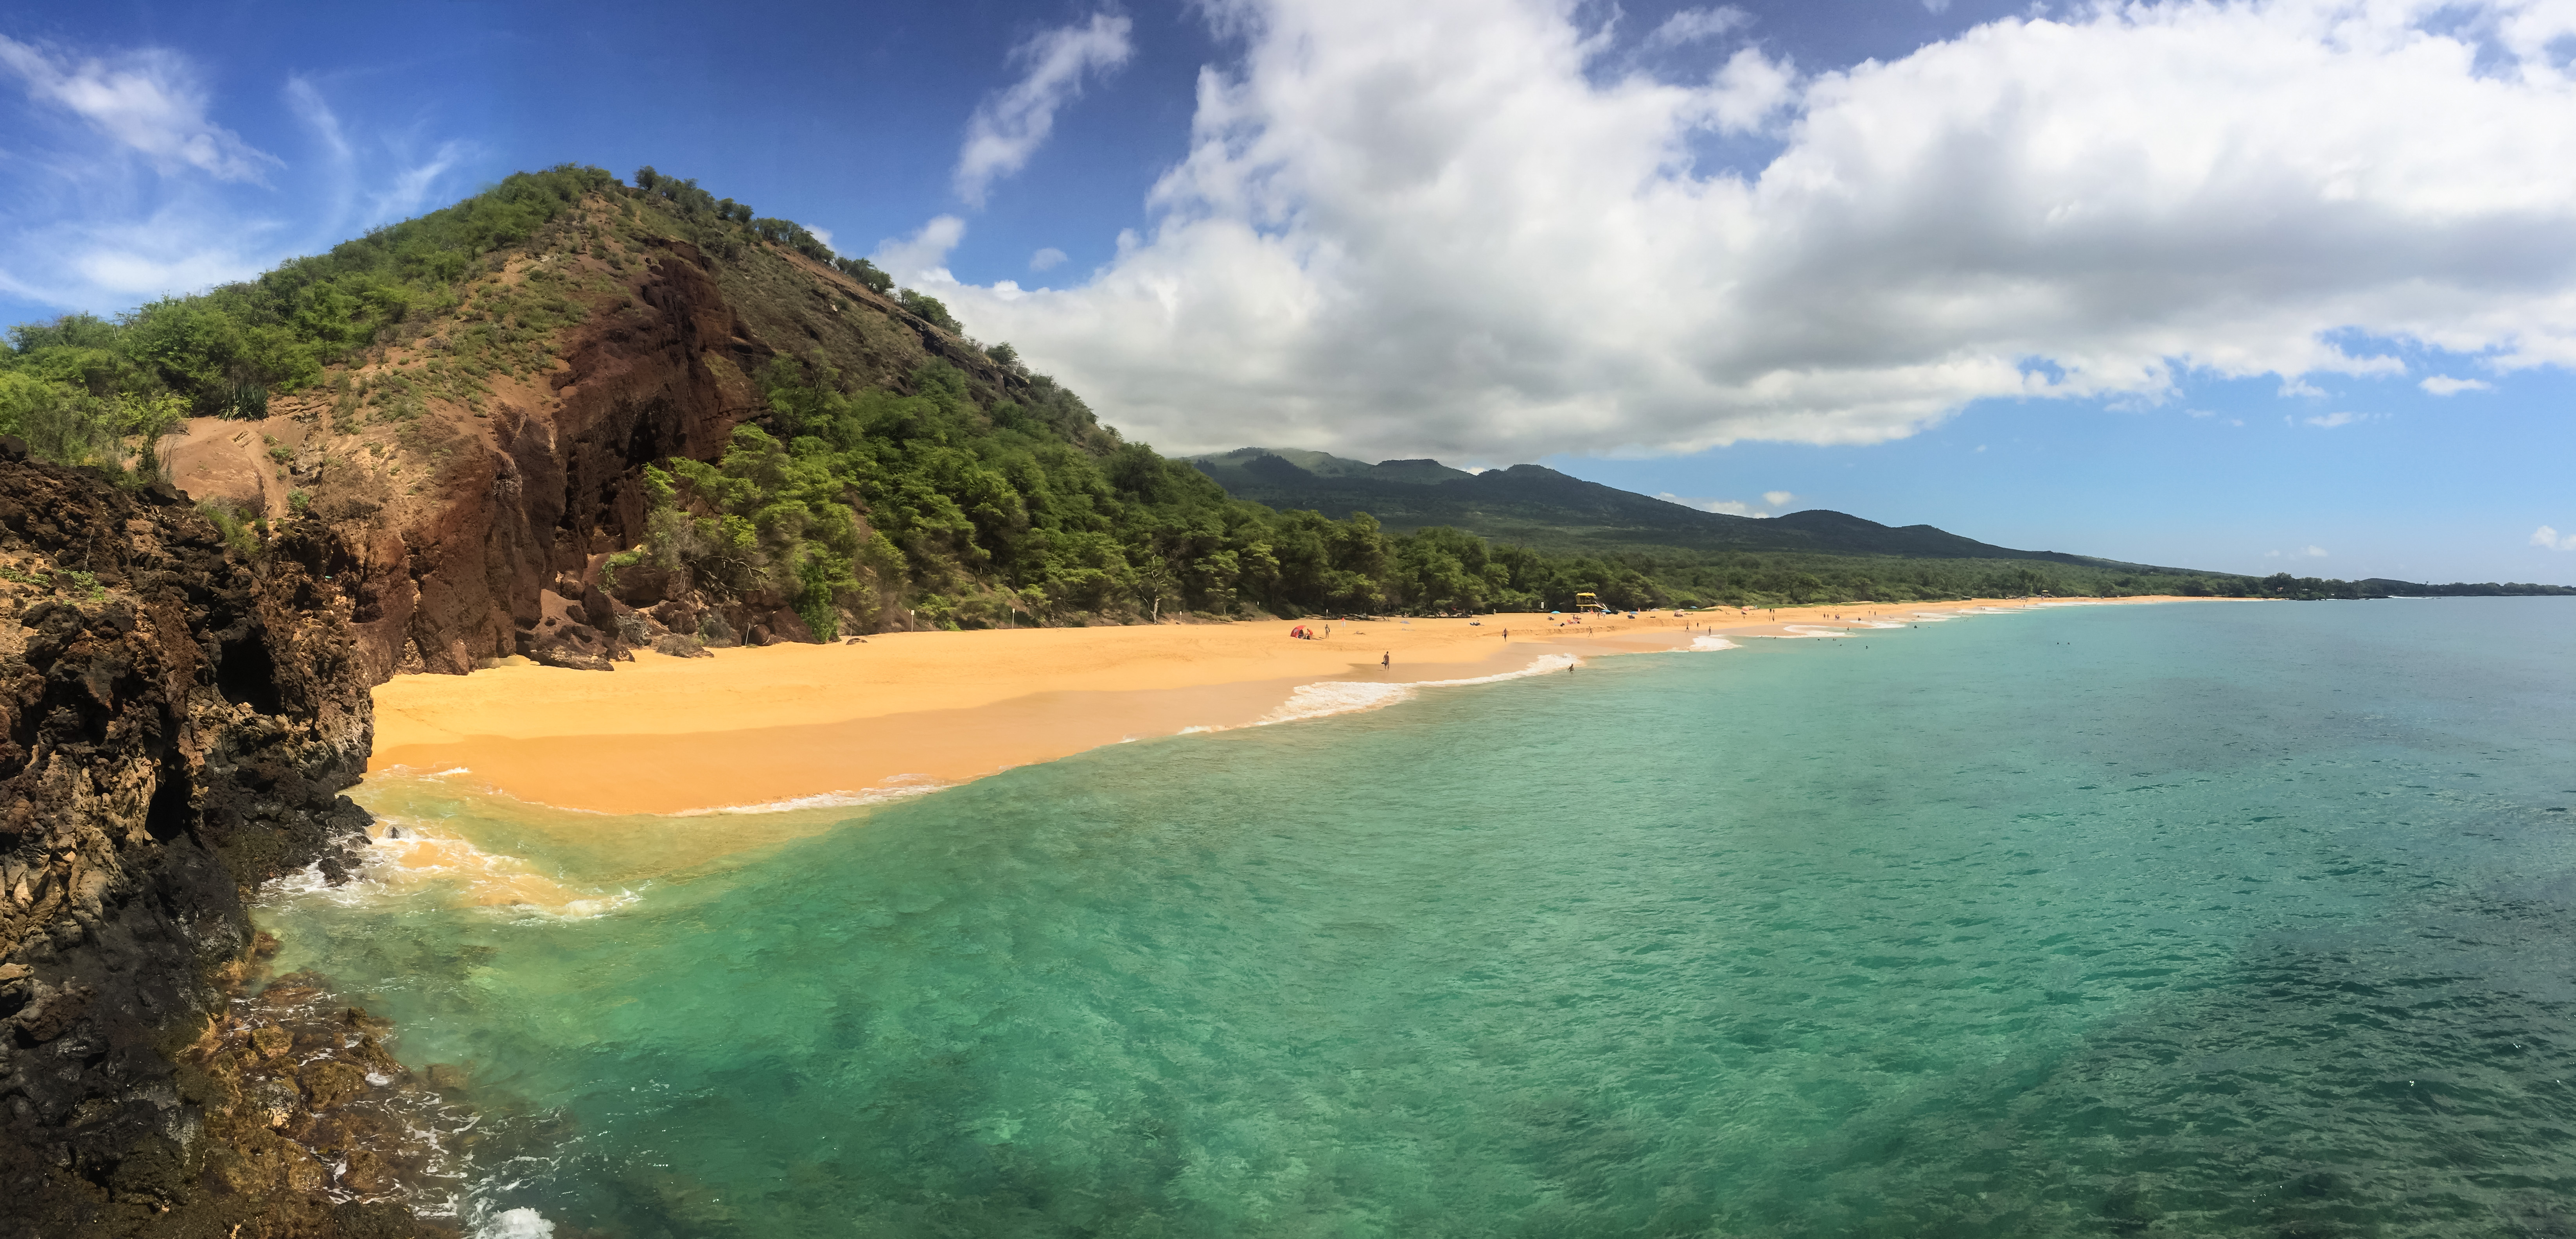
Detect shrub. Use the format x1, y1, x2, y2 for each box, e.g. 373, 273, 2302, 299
897, 289, 962, 334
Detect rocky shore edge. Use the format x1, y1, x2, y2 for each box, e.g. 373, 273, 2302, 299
0, 447, 450, 1239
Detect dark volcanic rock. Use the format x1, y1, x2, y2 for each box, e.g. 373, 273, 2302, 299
0, 459, 423, 1237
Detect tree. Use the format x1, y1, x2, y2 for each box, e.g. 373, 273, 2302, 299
898, 289, 963, 334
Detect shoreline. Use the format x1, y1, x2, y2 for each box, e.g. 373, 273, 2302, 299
368, 596, 2224, 818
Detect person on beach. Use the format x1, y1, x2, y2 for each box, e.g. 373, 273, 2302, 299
1383, 652, 1391, 668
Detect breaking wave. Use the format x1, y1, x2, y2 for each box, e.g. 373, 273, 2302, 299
1259, 654, 1579, 725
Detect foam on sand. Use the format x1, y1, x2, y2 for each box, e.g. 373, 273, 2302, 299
1260, 654, 1579, 725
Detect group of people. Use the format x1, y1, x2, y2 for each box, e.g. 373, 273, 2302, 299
1288, 623, 1332, 639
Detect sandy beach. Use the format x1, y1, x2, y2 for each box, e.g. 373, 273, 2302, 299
368, 596, 2220, 817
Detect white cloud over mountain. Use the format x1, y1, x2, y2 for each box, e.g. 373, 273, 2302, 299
928, 0, 2576, 460
0, 40, 473, 316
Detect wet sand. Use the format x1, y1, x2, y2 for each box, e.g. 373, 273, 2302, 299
369, 596, 2220, 815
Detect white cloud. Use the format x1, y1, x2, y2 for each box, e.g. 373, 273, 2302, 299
0, 35, 277, 183
2534, 525, 2576, 550
2187, 408, 2216, 417
2277, 377, 2327, 399
2303, 411, 2362, 427
372, 140, 472, 222
954, 14, 1135, 208
2420, 374, 2492, 394
1030, 246, 1068, 271
2267, 545, 2330, 558
2302, 544, 2329, 557
1644, 6, 1753, 51
1656, 486, 1795, 515
925, 0, 2576, 459
0, 47, 479, 318
1662, 494, 1765, 516
870, 215, 968, 286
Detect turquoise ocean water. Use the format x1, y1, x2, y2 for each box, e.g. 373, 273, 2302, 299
260, 599, 2576, 1237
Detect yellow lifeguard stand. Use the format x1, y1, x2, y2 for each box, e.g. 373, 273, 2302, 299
1573, 592, 1608, 614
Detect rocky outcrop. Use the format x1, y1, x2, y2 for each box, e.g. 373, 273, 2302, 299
314, 235, 767, 682
261, 197, 1040, 686
0, 451, 418, 1237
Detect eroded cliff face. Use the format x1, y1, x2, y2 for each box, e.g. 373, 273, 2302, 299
0, 449, 421, 1237
165, 194, 1029, 683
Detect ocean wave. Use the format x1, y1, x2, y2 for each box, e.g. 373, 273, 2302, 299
260, 822, 637, 921
666, 776, 947, 817
1689, 636, 1741, 651
1778, 625, 1851, 638
1258, 654, 1579, 725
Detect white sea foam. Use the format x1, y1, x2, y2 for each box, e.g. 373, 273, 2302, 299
1779, 625, 1852, 638
475, 1208, 555, 1239
667, 776, 946, 817
1258, 654, 1578, 725
261, 821, 638, 920
1689, 636, 1741, 651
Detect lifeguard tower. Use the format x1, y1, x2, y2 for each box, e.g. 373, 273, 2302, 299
1573, 592, 1609, 614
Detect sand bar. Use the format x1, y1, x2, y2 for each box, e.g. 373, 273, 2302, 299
369, 596, 2217, 815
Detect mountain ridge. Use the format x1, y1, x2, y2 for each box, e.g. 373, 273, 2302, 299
1188, 446, 2174, 570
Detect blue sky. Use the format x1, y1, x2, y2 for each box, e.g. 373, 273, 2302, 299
2, 0, 2572, 583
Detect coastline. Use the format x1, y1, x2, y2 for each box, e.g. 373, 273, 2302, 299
369, 596, 2223, 818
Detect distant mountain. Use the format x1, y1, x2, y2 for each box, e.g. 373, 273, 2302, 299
1188, 447, 2164, 567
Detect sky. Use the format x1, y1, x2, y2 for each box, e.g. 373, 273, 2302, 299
1, 0, 2572, 584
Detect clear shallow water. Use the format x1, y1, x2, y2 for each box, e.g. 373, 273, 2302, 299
261, 599, 2576, 1237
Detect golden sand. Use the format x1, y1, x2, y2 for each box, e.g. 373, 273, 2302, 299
369, 597, 2217, 816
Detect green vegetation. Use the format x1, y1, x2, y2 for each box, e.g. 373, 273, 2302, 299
197, 499, 265, 557
625, 355, 2400, 630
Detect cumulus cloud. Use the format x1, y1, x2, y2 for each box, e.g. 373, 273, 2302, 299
1658, 487, 1795, 515
0, 34, 277, 183
1644, 6, 1753, 50
2302, 411, 2363, 427
1030, 246, 1068, 271
2420, 374, 2492, 394
954, 13, 1135, 207
922, 0, 2576, 460
870, 215, 968, 285
2534, 525, 2576, 550
2266, 545, 2331, 558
